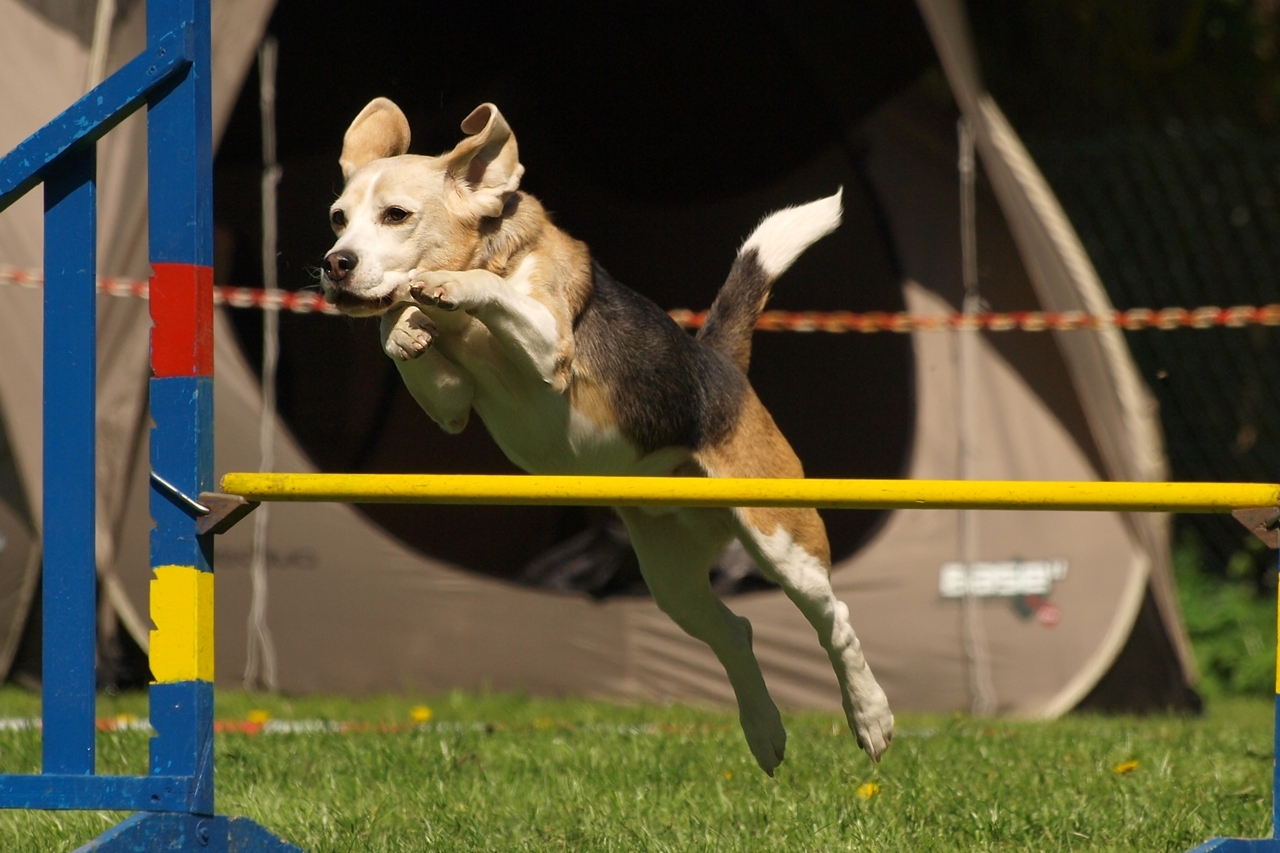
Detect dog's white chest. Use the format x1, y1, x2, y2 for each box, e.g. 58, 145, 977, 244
430, 321, 657, 476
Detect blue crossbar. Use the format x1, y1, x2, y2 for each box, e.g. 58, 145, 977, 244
0, 27, 190, 212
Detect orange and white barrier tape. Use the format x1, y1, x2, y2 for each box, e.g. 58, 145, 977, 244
668, 305, 1280, 333
4, 264, 1278, 332
0, 264, 342, 315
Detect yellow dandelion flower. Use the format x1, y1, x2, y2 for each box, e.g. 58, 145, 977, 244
247, 709, 271, 725
722, 770, 733, 781
856, 782, 881, 800
1113, 760, 1139, 775
115, 713, 138, 726
533, 717, 554, 730
410, 705, 433, 723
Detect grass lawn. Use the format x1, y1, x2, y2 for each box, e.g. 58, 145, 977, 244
0, 688, 1273, 852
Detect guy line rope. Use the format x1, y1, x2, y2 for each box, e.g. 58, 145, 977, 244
3, 264, 1280, 333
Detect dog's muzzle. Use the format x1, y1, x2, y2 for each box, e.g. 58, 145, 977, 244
320, 251, 396, 316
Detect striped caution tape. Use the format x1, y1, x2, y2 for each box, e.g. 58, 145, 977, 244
4, 264, 1278, 332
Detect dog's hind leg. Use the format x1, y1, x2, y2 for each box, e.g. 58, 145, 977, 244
696, 394, 894, 762
617, 505, 788, 776
732, 505, 894, 762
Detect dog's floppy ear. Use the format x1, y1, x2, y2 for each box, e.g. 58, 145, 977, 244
339, 98, 411, 181
444, 103, 524, 219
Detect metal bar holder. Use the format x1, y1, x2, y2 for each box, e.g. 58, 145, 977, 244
0, 2, 298, 849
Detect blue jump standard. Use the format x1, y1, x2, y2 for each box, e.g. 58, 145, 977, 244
0, 1, 303, 849
72, 813, 303, 853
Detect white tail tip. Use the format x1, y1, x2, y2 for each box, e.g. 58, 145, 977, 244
740, 188, 843, 279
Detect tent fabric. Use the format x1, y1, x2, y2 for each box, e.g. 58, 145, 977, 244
0, 491, 39, 678
915, 0, 1195, 691
0, 0, 1197, 715
0, 0, 275, 665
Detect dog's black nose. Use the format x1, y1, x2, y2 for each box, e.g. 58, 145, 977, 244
324, 250, 358, 282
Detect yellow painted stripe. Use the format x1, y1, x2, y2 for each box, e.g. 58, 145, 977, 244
219, 473, 1280, 514
150, 565, 214, 683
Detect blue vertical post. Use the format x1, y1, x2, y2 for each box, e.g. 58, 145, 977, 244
42, 147, 97, 777
145, 0, 216, 816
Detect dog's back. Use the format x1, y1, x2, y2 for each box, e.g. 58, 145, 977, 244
569, 189, 845, 466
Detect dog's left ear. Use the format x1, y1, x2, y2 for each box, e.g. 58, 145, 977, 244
444, 104, 524, 219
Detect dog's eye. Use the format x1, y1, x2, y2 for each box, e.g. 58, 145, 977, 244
382, 206, 410, 224
330, 209, 346, 228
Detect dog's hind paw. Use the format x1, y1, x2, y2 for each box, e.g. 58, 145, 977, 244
740, 700, 787, 776
384, 309, 437, 361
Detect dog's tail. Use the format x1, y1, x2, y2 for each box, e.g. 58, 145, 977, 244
697, 188, 842, 373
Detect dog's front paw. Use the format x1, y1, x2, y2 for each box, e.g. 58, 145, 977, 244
410, 272, 463, 311
846, 673, 894, 763
384, 309, 437, 361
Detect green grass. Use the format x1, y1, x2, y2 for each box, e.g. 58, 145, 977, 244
0, 688, 1273, 852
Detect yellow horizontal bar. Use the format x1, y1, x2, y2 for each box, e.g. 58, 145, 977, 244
219, 473, 1280, 514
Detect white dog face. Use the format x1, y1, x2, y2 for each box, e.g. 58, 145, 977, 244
321, 99, 525, 317
323, 155, 463, 316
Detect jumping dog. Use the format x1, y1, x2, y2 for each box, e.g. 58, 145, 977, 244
321, 99, 894, 774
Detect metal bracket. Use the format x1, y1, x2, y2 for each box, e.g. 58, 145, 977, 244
1232, 506, 1280, 549
150, 472, 259, 535
196, 492, 259, 535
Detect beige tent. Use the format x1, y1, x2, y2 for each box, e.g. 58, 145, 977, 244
0, 0, 1197, 716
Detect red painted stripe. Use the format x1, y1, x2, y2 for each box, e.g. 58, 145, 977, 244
149, 263, 213, 377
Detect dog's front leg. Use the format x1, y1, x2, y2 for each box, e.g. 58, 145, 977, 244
380, 305, 475, 434
382, 302, 437, 361
410, 270, 560, 384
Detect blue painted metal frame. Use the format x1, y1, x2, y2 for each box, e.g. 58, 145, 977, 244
0, 1, 304, 849
41, 149, 98, 779
71, 812, 305, 852
0, 28, 191, 213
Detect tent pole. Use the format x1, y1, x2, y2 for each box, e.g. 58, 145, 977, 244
244, 35, 280, 694
84, 0, 117, 93
957, 115, 996, 716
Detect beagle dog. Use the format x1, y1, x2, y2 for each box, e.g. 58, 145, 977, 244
322, 99, 893, 775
